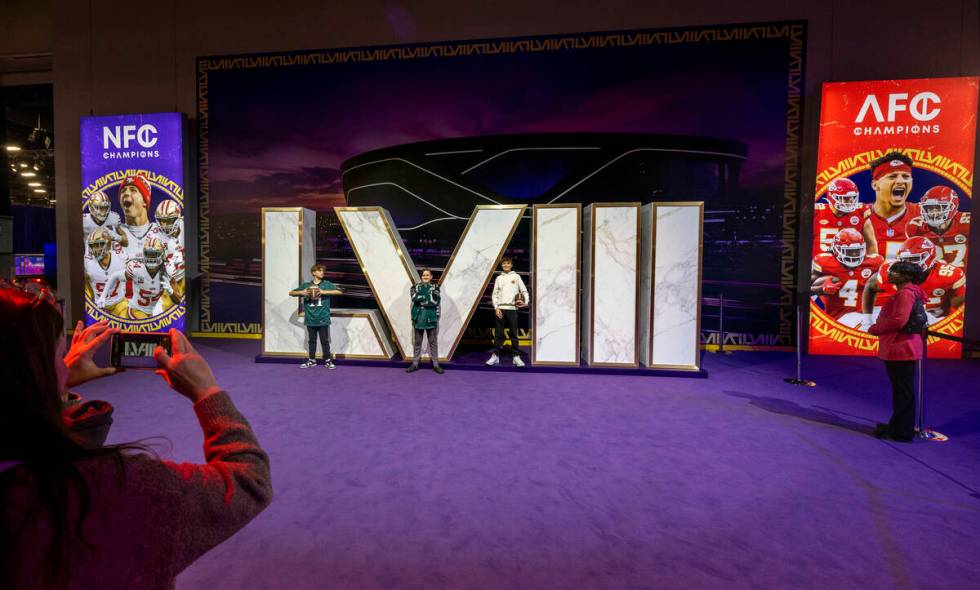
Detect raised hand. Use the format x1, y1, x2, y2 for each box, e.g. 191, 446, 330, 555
154, 329, 221, 403
64, 320, 120, 387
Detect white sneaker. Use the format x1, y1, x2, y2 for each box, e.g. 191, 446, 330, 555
324, 359, 336, 370
486, 353, 499, 366
300, 359, 317, 369
512, 355, 525, 368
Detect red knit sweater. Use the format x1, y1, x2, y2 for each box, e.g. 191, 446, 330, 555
3, 391, 272, 589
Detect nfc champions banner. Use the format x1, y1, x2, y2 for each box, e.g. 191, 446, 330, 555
810, 77, 978, 358
80, 113, 186, 332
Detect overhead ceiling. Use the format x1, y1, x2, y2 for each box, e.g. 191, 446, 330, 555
4, 83, 54, 207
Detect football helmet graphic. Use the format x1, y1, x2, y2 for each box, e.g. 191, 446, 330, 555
919, 185, 959, 228
88, 191, 111, 224
143, 237, 167, 270
826, 177, 861, 213
155, 199, 182, 237
831, 228, 866, 268
87, 228, 113, 258
897, 236, 938, 269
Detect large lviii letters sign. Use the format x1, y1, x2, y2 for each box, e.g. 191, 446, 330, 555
261, 202, 703, 369
80, 113, 186, 332
809, 77, 978, 359
260, 207, 395, 359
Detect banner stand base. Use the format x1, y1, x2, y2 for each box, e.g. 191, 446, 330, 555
916, 429, 949, 442
784, 378, 816, 387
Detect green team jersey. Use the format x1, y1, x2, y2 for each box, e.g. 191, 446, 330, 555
410, 282, 440, 329
297, 279, 336, 326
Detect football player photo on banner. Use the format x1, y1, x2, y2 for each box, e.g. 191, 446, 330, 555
80, 113, 186, 332
810, 77, 978, 358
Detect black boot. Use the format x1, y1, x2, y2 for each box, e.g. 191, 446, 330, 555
872, 423, 890, 437
406, 364, 419, 373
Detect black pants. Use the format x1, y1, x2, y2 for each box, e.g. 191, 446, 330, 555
492, 309, 521, 354
884, 360, 916, 439
307, 325, 331, 360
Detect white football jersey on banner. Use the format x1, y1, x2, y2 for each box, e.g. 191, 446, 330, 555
118, 222, 165, 261
164, 242, 186, 281
82, 211, 121, 251
84, 251, 127, 307
123, 258, 173, 315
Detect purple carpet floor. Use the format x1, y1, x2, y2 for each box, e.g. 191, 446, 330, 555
73, 339, 980, 589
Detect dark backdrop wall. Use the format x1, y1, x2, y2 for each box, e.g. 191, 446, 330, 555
11, 205, 55, 252
198, 23, 803, 347
40, 0, 980, 350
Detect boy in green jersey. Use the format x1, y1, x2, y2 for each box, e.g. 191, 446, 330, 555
406, 269, 443, 374
288, 263, 343, 368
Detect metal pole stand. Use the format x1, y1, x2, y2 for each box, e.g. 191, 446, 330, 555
717, 293, 731, 355
915, 337, 948, 442
784, 302, 816, 386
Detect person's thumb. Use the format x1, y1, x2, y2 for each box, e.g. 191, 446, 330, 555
154, 345, 172, 367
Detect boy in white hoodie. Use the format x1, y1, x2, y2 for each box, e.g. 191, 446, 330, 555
487, 256, 530, 367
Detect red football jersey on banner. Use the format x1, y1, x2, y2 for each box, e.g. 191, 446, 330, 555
812, 203, 869, 255
867, 203, 920, 261
876, 260, 966, 315
906, 212, 971, 269
812, 252, 884, 318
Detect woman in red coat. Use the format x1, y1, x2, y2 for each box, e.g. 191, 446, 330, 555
867, 261, 928, 442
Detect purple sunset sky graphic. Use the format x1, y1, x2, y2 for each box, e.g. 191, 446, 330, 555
205, 36, 793, 217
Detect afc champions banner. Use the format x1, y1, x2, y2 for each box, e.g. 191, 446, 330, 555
810, 77, 979, 358
80, 113, 186, 332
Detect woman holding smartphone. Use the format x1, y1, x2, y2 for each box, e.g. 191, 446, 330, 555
0, 281, 272, 588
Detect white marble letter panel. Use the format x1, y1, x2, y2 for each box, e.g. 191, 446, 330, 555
335, 207, 418, 359
262, 208, 316, 355
639, 204, 654, 366
438, 205, 526, 360
583, 204, 640, 366
581, 206, 593, 364
330, 309, 395, 359
532, 205, 580, 365
650, 204, 702, 369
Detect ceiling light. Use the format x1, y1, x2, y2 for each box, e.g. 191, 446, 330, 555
5, 145, 21, 152
21, 171, 36, 177
34, 188, 47, 193
27, 181, 42, 187
19, 162, 28, 168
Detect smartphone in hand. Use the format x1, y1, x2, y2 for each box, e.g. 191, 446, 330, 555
110, 332, 172, 369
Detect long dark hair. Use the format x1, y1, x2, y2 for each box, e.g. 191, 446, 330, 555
0, 287, 148, 584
